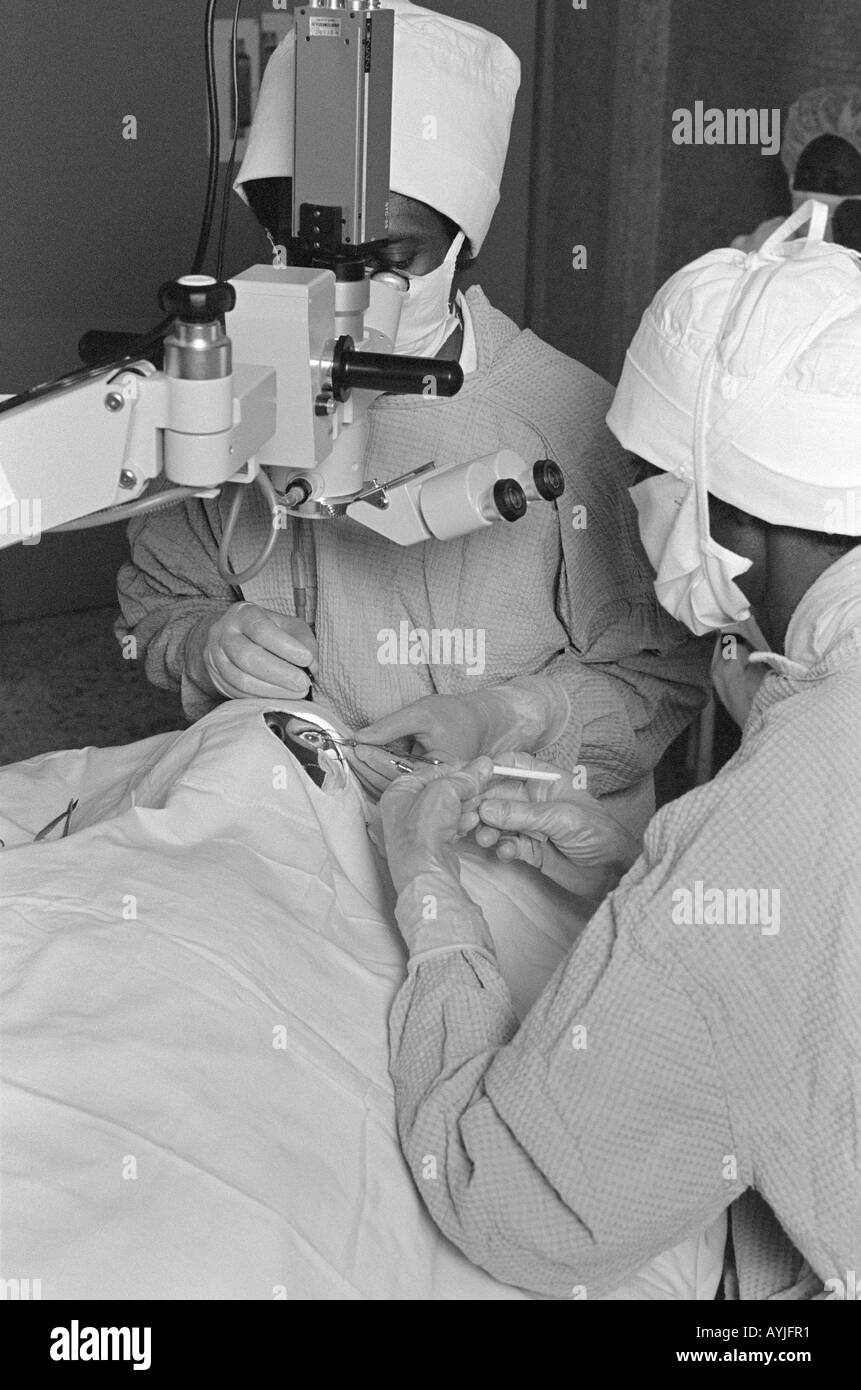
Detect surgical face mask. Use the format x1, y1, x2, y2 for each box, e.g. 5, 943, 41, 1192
792, 188, 861, 239
629, 470, 752, 636
395, 231, 465, 358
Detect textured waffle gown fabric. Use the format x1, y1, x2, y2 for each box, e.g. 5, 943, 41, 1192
116, 287, 710, 814
388, 554, 861, 1301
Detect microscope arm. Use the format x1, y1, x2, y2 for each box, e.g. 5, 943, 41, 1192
0, 358, 276, 546
0, 263, 563, 555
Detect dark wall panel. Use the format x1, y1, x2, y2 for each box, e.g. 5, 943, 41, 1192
529, 0, 861, 383
659, 0, 861, 288
0, 0, 272, 620
524, 0, 625, 380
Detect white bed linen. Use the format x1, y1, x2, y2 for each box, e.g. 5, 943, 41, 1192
0, 699, 724, 1299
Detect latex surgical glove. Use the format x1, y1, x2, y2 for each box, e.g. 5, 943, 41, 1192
711, 636, 766, 729
475, 751, 641, 903
187, 601, 318, 702
381, 757, 495, 892
357, 676, 570, 766
381, 758, 498, 959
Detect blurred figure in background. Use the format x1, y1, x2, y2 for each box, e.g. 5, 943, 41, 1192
734, 84, 861, 254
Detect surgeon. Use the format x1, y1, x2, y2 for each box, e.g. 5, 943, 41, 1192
378, 202, 861, 1300
116, 0, 708, 827
734, 84, 861, 254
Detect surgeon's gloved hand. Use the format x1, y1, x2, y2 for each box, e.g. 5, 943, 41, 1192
357, 677, 570, 766
381, 758, 498, 959
474, 751, 641, 903
711, 637, 766, 729
187, 602, 318, 702
381, 758, 493, 891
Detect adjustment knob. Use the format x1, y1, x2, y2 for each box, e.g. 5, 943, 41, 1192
533, 459, 565, 501
493, 478, 527, 522
158, 274, 236, 322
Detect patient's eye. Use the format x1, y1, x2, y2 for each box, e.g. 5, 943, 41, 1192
262, 713, 347, 791
297, 729, 329, 749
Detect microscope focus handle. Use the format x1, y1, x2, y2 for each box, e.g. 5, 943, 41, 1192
331, 341, 463, 399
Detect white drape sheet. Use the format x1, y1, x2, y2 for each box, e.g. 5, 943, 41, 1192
0, 699, 723, 1300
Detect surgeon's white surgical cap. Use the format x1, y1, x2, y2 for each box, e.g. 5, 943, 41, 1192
607, 201, 861, 534
234, 0, 520, 257
781, 84, 861, 183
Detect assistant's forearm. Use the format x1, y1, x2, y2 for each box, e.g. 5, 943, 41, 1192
537, 642, 711, 795
389, 886, 741, 1298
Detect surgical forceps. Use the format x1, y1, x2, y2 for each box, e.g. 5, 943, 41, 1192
295, 729, 444, 775
33, 798, 78, 841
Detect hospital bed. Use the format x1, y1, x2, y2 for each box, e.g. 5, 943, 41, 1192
0, 699, 725, 1300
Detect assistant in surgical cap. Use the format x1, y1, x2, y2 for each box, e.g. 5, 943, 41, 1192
235, 0, 520, 257
607, 201, 861, 535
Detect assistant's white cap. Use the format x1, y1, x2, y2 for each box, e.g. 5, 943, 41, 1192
607, 200, 861, 534
234, 0, 520, 256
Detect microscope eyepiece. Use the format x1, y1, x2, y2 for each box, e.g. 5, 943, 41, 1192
492, 478, 528, 523
532, 460, 565, 501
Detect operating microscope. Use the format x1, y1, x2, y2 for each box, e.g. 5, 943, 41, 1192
0, 1, 563, 569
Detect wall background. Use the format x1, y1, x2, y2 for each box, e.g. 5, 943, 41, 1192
0, 0, 270, 620
1, 0, 859, 626
529, 0, 861, 381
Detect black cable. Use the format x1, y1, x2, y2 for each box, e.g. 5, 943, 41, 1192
193, 0, 222, 275
0, 0, 222, 418
0, 316, 174, 416
215, 0, 243, 281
